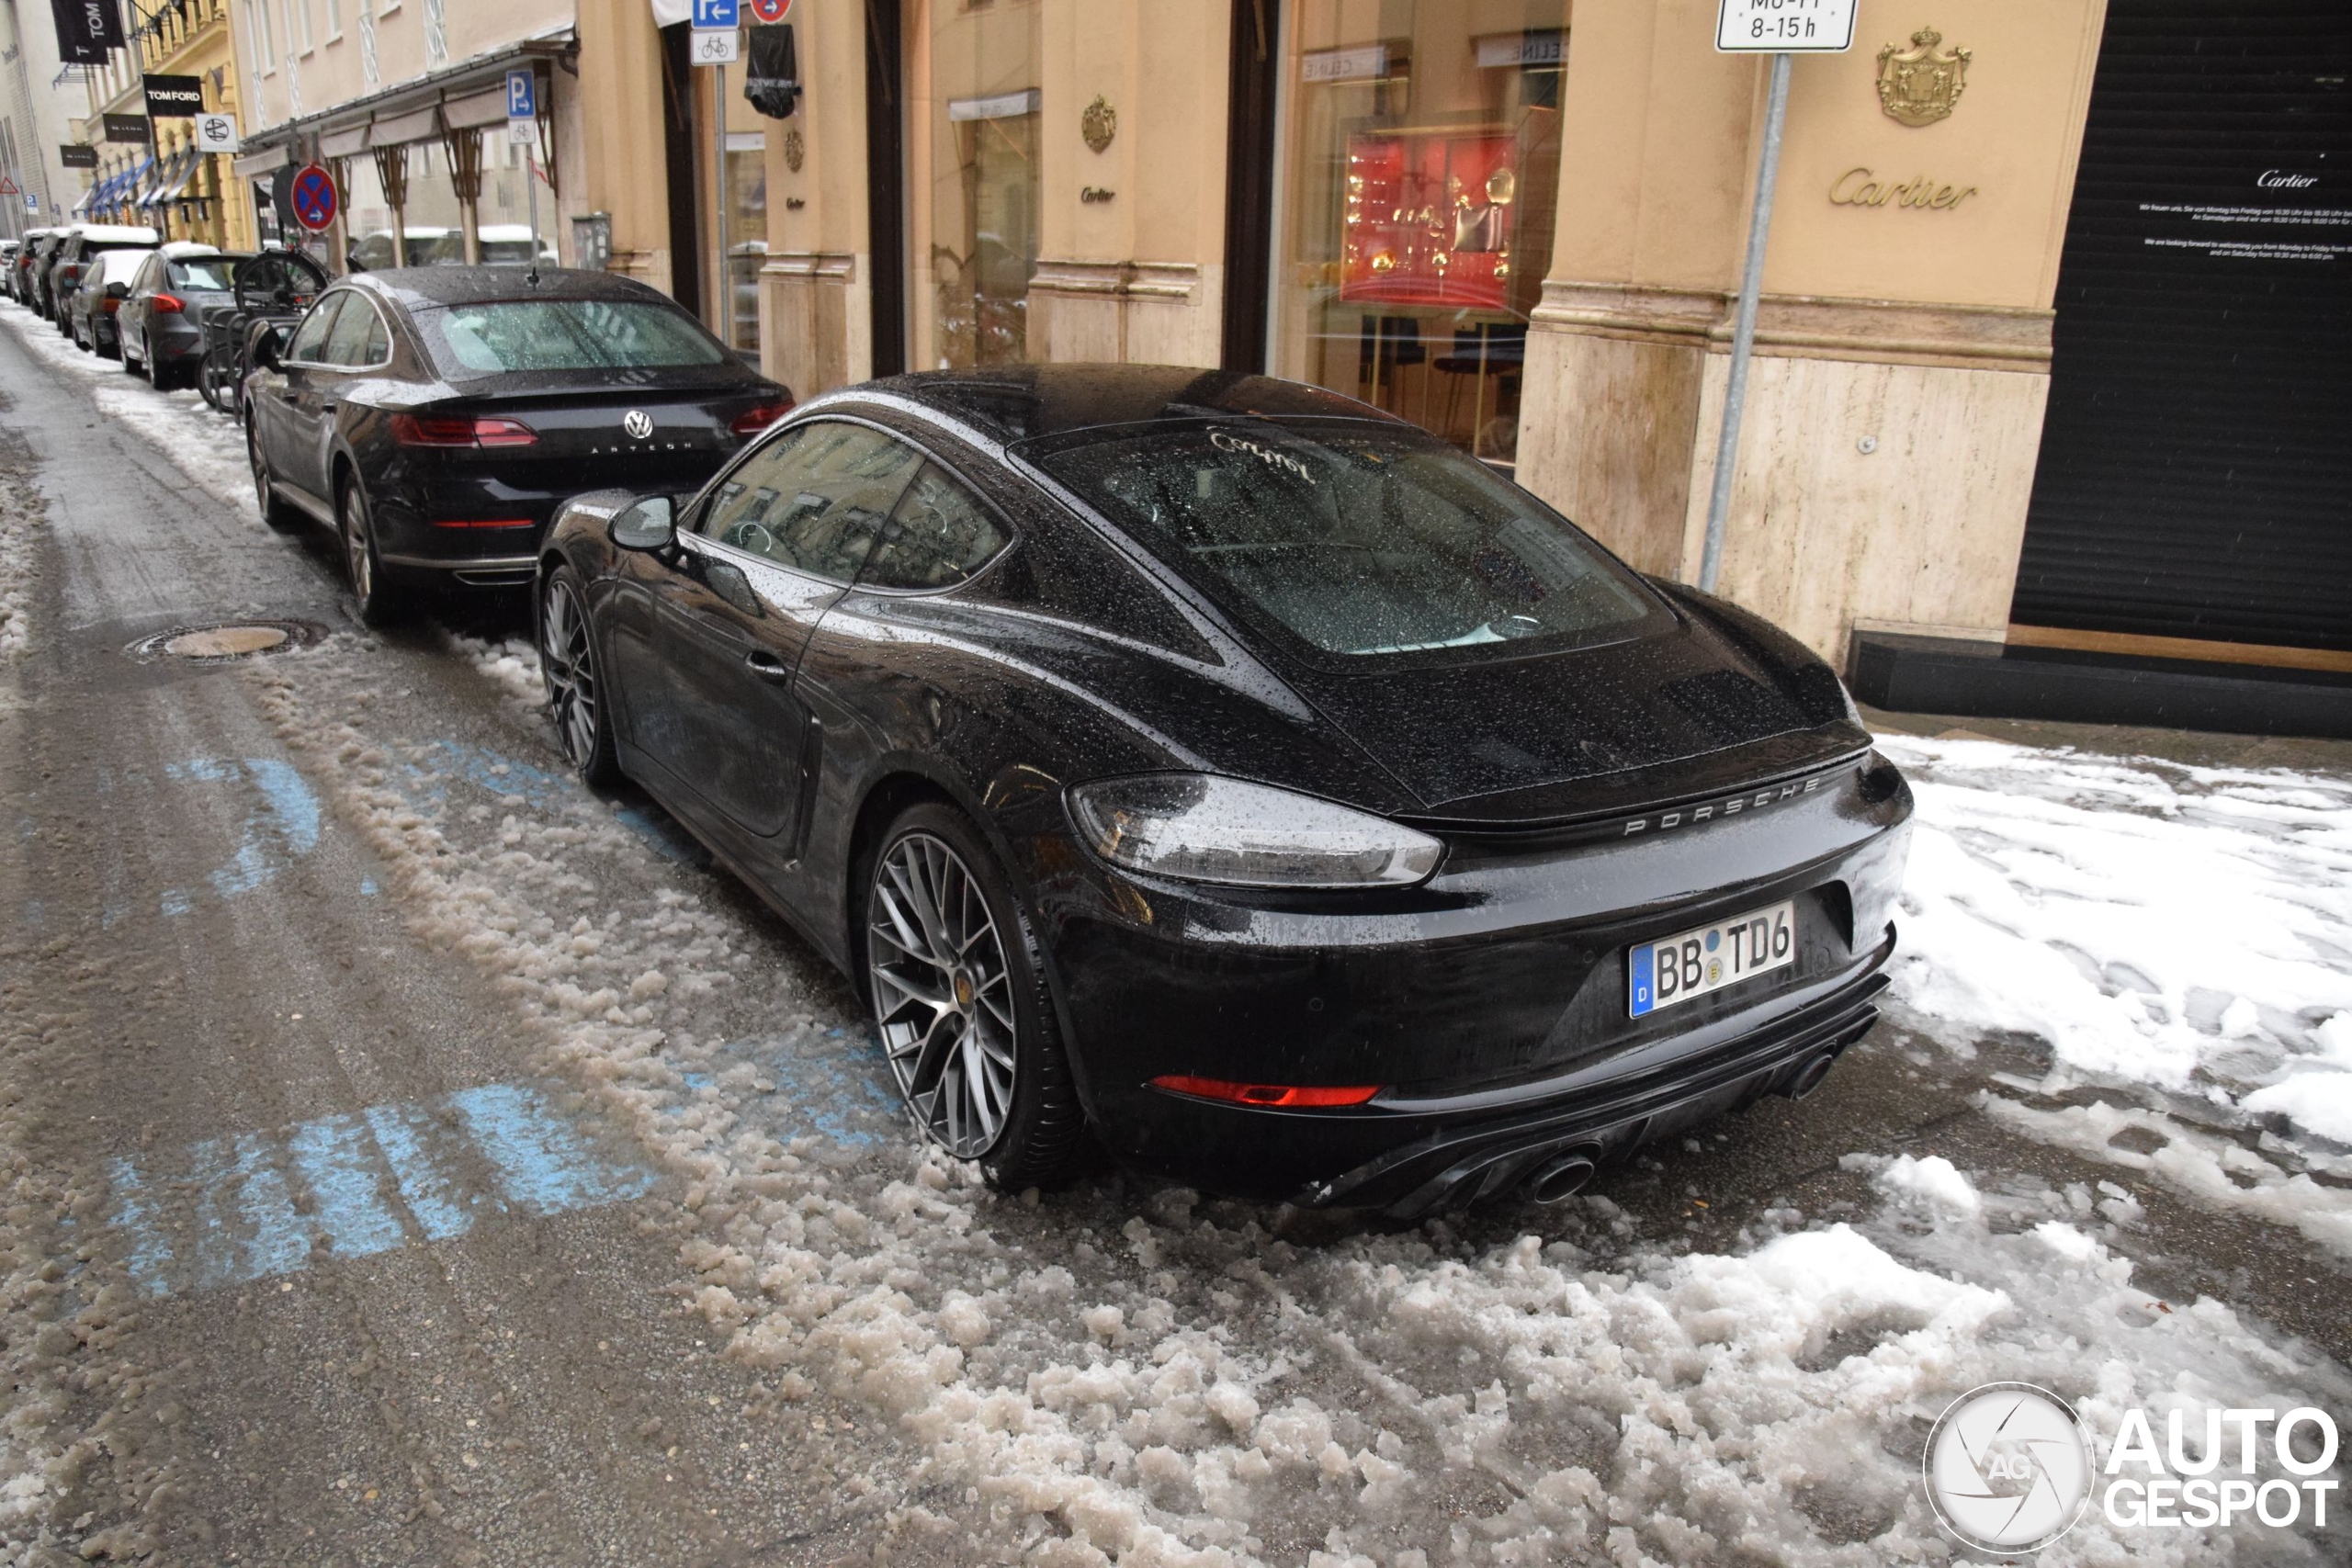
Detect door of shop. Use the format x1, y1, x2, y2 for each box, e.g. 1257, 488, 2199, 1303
2011, 0, 2351, 654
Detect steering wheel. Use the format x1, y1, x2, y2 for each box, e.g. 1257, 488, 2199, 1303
233, 249, 331, 314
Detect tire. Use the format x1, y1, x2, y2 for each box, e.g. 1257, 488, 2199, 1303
338, 477, 407, 628
537, 566, 621, 786
862, 803, 1088, 1190
246, 424, 305, 532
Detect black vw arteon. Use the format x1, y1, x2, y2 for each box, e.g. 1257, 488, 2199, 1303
244, 266, 793, 623
536, 367, 1913, 1215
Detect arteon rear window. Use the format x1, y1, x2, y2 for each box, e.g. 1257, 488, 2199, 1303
1023, 423, 1667, 665
413, 299, 729, 378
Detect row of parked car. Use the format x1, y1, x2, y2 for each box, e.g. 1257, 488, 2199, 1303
3, 222, 257, 389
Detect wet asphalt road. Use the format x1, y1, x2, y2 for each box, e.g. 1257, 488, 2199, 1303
1, 306, 2348, 1566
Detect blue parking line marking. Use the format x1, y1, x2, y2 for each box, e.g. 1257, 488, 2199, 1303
362, 1102, 474, 1242
677, 1027, 903, 1150
103, 1081, 653, 1298
288, 1114, 408, 1258
105, 1157, 173, 1298
230, 1132, 311, 1283
148, 757, 324, 917
398, 740, 709, 868
448, 1082, 654, 1215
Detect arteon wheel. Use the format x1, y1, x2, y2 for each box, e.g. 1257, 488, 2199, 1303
247, 425, 301, 531
339, 479, 407, 627
537, 567, 619, 785
864, 806, 1086, 1185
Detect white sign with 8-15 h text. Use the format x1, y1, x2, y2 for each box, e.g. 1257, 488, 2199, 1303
1715, 0, 1857, 53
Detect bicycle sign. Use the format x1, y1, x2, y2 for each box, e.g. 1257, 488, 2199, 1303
288, 162, 339, 232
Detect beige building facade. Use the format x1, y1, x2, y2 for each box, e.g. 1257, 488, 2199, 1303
761, 0, 2349, 683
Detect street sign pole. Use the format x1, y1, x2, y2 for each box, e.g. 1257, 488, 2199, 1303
1698, 49, 1791, 594
714, 61, 729, 345
1701, 0, 1856, 594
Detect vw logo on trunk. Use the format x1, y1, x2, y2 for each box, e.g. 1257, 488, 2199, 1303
621, 410, 654, 440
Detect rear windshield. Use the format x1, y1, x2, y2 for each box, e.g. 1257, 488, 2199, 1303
167, 256, 238, 290
413, 299, 728, 378
1026, 423, 1664, 663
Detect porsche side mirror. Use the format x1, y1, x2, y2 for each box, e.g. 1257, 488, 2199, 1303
250, 329, 282, 370
609, 496, 675, 552
106, 281, 129, 299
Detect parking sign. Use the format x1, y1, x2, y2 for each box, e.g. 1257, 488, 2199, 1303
506, 68, 536, 120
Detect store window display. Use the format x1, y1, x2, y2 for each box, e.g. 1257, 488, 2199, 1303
1270, 5, 1565, 471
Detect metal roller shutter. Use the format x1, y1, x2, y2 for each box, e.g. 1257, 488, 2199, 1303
2012, 0, 2352, 652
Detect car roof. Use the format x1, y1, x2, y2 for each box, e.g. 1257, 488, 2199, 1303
854, 365, 1410, 446
159, 240, 220, 257
341, 265, 676, 310
69, 224, 160, 243
91, 249, 153, 281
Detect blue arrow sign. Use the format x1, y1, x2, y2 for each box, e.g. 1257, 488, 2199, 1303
692, 0, 739, 26
505, 67, 536, 120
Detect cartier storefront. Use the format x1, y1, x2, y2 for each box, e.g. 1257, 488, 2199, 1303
754, 0, 2349, 712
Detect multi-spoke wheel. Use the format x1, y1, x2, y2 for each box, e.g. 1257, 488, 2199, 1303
863, 805, 1087, 1186
339, 479, 407, 627
538, 567, 618, 784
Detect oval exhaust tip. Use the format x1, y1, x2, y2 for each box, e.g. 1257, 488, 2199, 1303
1785, 1053, 1837, 1101
1528, 1154, 1597, 1205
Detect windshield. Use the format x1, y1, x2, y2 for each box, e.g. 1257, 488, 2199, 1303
1027, 423, 1664, 663
167, 257, 239, 290
413, 299, 729, 377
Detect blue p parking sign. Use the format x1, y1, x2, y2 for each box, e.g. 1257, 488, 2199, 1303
506, 68, 536, 120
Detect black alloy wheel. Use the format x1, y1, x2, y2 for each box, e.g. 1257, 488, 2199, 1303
338, 479, 404, 628
863, 805, 1086, 1189
246, 425, 303, 532
537, 567, 619, 785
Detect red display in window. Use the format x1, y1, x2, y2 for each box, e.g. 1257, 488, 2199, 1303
1340, 130, 1517, 309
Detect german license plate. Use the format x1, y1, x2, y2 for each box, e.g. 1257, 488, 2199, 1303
1629, 900, 1794, 1017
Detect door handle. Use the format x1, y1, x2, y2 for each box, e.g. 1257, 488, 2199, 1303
743, 650, 794, 683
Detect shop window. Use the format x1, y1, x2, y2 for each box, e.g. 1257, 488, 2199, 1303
907, 0, 1041, 371
1269, 5, 1565, 472
724, 131, 768, 353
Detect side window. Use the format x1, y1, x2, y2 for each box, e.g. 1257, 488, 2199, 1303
364, 309, 391, 365
286, 294, 345, 363
696, 422, 923, 582
323, 297, 382, 367
860, 464, 1010, 592
131, 257, 158, 294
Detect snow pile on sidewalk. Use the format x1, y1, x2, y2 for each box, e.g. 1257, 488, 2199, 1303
1879, 733, 2352, 1144
242, 643, 2349, 1564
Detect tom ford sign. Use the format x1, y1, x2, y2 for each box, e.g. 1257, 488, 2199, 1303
48, 0, 123, 65
143, 74, 205, 118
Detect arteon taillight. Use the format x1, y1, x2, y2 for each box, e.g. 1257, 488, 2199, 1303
390, 413, 539, 448
1148, 1075, 1382, 1109
729, 398, 794, 436
151, 292, 185, 314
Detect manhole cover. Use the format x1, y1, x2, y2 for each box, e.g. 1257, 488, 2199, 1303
130, 619, 327, 662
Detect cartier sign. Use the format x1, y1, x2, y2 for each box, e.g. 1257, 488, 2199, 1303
1829, 167, 1978, 210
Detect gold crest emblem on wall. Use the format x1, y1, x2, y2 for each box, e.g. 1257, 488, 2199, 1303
1081, 96, 1117, 154
1876, 27, 1971, 127
784, 129, 804, 173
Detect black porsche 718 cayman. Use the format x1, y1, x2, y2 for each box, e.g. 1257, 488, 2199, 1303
536, 367, 1912, 1215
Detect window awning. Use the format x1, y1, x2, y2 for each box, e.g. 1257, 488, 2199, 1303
237, 32, 574, 157
70, 186, 95, 216
142, 150, 200, 209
